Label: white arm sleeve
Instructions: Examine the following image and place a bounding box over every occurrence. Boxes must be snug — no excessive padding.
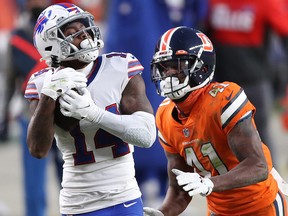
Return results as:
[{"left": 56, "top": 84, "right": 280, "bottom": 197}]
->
[{"left": 90, "top": 110, "right": 156, "bottom": 148}]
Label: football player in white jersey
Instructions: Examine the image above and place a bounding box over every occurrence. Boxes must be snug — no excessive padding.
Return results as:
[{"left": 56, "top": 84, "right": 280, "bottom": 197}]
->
[{"left": 24, "top": 3, "right": 156, "bottom": 216}]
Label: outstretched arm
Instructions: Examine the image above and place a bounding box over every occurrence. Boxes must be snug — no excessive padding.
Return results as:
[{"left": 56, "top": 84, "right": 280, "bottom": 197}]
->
[{"left": 60, "top": 74, "right": 157, "bottom": 148}]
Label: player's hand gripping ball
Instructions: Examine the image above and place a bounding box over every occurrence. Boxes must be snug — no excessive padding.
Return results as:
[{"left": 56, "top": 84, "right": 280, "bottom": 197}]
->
[
  {"left": 46, "top": 67, "right": 86, "bottom": 131},
  {"left": 54, "top": 88, "right": 81, "bottom": 131},
  {"left": 54, "top": 98, "right": 80, "bottom": 131}
]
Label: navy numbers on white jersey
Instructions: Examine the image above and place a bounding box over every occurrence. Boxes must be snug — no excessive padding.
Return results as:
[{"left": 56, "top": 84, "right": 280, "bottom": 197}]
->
[{"left": 70, "top": 104, "right": 130, "bottom": 166}]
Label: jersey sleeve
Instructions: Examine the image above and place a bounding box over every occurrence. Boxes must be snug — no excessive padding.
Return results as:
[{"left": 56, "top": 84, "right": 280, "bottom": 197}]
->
[
  {"left": 157, "top": 130, "right": 178, "bottom": 154},
  {"left": 24, "top": 68, "right": 50, "bottom": 101},
  {"left": 104, "top": 52, "right": 144, "bottom": 78},
  {"left": 126, "top": 53, "right": 144, "bottom": 78},
  {"left": 216, "top": 82, "right": 256, "bottom": 134},
  {"left": 103, "top": 52, "right": 144, "bottom": 93},
  {"left": 156, "top": 98, "right": 179, "bottom": 154}
]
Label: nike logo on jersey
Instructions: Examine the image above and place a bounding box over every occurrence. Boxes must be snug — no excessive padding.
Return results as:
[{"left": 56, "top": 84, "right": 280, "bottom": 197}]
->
[
  {"left": 123, "top": 201, "right": 137, "bottom": 208},
  {"left": 225, "top": 91, "right": 233, "bottom": 100}
]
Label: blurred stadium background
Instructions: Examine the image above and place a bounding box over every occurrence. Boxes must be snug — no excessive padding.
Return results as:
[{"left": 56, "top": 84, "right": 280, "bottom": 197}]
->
[{"left": 1, "top": 0, "right": 288, "bottom": 215}]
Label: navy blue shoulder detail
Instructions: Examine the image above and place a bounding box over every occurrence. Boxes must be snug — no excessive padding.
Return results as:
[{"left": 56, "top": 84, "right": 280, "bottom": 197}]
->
[{"left": 87, "top": 56, "right": 102, "bottom": 85}]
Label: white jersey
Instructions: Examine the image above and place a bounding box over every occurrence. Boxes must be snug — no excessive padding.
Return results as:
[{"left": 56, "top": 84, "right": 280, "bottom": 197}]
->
[{"left": 24, "top": 52, "right": 144, "bottom": 214}]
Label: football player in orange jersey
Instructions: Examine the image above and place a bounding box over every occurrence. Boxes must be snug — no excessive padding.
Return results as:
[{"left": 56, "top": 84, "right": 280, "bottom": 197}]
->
[{"left": 143, "top": 26, "right": 287, "bottom": 216}]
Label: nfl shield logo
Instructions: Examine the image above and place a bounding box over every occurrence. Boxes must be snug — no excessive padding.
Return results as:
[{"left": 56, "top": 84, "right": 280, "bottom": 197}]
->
[{"left": 183, "top": 128, "right": 190, "bottom": 137}]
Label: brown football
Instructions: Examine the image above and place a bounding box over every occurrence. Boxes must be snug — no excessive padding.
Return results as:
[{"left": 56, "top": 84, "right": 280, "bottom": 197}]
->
[{"left": 54, "top": 97, "right": 80, "bottom": 131}]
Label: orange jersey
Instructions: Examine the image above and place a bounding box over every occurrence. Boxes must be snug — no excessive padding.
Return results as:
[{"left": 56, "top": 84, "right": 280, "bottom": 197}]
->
[{"left": 156, "top": 81, "right": 278, "bottom": 215}]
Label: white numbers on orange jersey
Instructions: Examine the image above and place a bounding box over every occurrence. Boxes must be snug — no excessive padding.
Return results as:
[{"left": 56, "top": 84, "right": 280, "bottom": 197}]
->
[
  {"left": 185, "top": 147, "right": 210, "bottom": 177},
  {"left": 209, "top": 83, "right": 230, "bottom": 97},
  {"left": 184, "top": 142, "right": 228, "bottom": 177},
  {"left": 196, "top": 33, "right": 214, "bottom": 52}
]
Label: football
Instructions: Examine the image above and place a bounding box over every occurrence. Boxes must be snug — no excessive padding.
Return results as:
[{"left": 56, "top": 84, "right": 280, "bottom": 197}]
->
[{"left": 54, "top": 97, "right": 80, "bottom": 131}]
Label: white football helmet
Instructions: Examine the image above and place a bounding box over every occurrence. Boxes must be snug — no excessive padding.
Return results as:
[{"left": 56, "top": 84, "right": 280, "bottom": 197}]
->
[{"left": 33, "top": 3, "right": 104, "bottom": 66}]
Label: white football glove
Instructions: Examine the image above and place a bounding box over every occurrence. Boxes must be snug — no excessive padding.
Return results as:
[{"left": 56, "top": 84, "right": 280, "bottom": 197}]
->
[
  {"left": 59, "top": 88, "right": 105, "bottom": 121},
  {"left": 172, "top": 169, "right": 214, "bottom": 197},
  {"left": 41, "top": 67, "right": 87, "bottom": 100},
  {"left": 143, "top": 207, "right": 164, "bottom": 216}
]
